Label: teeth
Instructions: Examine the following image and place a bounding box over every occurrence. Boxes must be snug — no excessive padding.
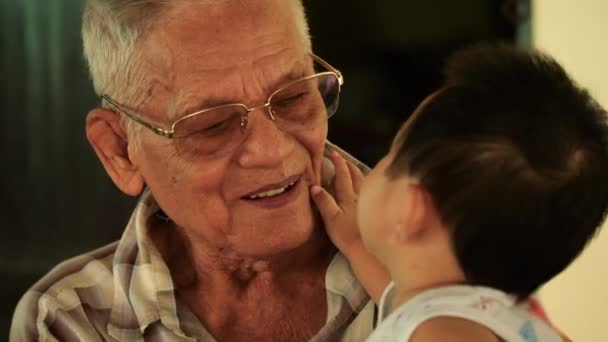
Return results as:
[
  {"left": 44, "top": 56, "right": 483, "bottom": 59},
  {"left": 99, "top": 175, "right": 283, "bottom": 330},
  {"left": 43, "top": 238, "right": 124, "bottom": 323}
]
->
[{"left": 248, "top": 181, "right": 296, "bottom": 199}]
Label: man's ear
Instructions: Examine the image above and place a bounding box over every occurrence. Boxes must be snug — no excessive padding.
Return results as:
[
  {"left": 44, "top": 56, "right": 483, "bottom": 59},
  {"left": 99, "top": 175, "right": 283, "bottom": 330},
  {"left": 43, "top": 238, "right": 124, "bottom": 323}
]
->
[
  {"left": 393, "top": 183, "right": 435, "bottom": 242},
  {"left": 86, "top": 108, "right": 145, "bottom": 196}
]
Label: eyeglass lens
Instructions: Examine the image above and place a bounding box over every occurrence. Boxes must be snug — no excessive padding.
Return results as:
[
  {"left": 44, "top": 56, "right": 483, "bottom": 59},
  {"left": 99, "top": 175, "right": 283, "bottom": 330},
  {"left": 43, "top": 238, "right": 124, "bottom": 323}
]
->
[{"left": 172, "top": 73, "right": 340, "bottom": 156}]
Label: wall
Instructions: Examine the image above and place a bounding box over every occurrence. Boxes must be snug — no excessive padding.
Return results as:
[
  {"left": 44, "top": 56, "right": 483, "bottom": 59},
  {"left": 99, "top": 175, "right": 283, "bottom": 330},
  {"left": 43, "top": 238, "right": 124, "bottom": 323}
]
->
[
  {"left": 0, "top": 0, "right": 135, "bottom": 336},
  {"left": 533, "top": 1, "right": 608, "bottom": 341}
]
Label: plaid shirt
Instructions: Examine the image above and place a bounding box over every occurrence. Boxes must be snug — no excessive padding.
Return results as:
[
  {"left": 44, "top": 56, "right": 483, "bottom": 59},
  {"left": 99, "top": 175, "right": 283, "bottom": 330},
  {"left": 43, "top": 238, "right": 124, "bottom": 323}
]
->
[{"left": 10, "top": 187, "right": 375, "bottom": 341}]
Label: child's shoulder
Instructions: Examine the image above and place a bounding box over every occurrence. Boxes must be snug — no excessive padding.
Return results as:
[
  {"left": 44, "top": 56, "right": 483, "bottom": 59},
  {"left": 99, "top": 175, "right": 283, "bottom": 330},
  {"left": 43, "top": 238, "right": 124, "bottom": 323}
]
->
[{"left": 410, "top": 316, "right": 501, "bottom": 342}]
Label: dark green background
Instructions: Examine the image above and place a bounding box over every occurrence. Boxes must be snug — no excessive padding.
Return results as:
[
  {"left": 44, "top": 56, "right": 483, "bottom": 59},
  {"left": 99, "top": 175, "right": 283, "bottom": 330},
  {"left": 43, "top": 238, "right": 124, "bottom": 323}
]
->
[{"left": 0, "top": 0, "right": 529, "bottom": 336}]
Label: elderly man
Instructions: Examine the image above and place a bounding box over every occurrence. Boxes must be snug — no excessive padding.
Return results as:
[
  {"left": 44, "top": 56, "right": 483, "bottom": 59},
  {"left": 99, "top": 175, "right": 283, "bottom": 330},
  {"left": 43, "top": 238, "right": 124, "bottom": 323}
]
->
[{"left": 10, "top": 0, "right": 374, "bottom": 341}]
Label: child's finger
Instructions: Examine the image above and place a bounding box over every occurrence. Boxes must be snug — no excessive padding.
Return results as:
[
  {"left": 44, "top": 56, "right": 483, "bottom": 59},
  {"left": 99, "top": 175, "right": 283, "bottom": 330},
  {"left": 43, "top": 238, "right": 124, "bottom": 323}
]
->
[
  {"left": 310, "top": 185, "right": 341, "bottom": 222},
  {"left": 346, "top": 161, "right": 365, "bottom": 194},
  {"left": 331, "top": 152, "right": 355, "bottom": 203}
]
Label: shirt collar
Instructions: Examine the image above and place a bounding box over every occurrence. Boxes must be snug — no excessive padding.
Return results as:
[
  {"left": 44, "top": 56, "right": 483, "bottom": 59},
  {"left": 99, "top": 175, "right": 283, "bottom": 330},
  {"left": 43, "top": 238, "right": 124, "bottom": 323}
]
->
[
  {"left": 325, "top": 252, "right": 370, "bottom": 313},
  {"left": 108, "top": 189, "right": 190, "bottom": 339}
]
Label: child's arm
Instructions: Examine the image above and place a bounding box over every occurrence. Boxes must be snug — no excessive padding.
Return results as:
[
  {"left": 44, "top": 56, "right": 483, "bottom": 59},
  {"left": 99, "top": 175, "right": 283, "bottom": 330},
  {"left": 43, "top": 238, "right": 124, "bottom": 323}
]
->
[
  {"left": 336, "top": 237, "right": 391, "bottom": 304},
  {"left": 311, "top": 151, "right": 391, "bottom": 304}
]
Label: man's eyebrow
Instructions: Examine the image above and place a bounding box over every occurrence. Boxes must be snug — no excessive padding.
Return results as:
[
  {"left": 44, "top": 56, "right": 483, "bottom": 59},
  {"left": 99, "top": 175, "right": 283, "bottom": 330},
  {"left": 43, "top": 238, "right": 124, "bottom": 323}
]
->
[{"left": 176, "top": 63, "right": 310, "bottom": 118}]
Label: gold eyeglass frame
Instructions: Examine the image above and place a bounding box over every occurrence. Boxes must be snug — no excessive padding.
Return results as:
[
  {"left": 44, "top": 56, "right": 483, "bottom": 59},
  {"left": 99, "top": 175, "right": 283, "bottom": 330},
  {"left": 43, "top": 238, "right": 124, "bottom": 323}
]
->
[{"left": 100, "top": 53, "right": 343, "bottom": 139}]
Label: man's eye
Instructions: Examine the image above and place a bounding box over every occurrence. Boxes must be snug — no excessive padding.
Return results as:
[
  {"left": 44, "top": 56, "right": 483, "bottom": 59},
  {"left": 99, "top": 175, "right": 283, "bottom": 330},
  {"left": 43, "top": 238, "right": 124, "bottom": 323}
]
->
[
  {"left": 274, "top": 92, "right": 308, "bottom": 107},
  {"left": 197, "top": 119, "right": 232, "bottom": 135}
]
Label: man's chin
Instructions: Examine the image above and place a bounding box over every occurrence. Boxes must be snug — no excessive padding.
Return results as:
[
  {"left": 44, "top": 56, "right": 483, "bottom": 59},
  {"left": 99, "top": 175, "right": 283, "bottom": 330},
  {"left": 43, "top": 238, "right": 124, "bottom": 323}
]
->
[{"left": 229, "top": 217, "right": 322, "bottom": 257}]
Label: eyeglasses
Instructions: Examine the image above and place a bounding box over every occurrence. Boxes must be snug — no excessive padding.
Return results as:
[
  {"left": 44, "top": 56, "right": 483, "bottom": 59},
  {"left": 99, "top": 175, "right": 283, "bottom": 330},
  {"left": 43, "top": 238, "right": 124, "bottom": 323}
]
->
[{"left": 101, "top": 54, "right": 343, "bottom": 155}]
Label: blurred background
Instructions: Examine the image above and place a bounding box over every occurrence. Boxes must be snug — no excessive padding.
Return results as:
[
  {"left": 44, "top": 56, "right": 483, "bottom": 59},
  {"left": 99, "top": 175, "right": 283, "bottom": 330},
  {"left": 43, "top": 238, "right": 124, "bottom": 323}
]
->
[{"left": 1, "top": 0, "right": 606, "bottom": 340}]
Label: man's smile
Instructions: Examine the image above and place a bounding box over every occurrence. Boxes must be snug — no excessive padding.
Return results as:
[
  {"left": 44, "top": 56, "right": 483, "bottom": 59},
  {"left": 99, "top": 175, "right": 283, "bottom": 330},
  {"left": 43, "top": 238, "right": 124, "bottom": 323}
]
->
[{"left": 241, "top": 175, "right": 302, "bottom": 208}]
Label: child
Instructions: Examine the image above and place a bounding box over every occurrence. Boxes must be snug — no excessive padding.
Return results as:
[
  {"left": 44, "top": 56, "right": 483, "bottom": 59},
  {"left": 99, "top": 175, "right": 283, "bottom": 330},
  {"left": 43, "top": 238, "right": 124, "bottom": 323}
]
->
[{"left": 311, "top": 45, "right": 608, "bottom": 341}]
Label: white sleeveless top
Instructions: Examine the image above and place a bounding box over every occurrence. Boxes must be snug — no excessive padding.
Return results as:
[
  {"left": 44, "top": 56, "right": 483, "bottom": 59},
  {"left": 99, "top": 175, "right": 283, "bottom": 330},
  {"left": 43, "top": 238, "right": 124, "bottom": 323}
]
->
[{"left": 367, "top": 282, "right": 562, "bottom": 342}]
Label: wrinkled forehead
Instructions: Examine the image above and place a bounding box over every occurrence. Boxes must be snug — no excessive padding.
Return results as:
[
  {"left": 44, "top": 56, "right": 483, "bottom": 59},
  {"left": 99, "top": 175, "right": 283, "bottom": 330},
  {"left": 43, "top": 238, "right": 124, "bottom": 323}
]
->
[
  {"left": 159, "top": 0, "right": 305, "bottom": 56},
  {"left": 135, "top": 0, "right": 311, "bottom": 118}
]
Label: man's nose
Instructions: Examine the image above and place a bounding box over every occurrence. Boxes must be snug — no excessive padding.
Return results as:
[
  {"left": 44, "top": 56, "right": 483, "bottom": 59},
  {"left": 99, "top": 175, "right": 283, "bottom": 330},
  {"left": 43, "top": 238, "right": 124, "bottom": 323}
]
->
[{"left": 235, "top": 106, "right": 294, "bottom": 168}]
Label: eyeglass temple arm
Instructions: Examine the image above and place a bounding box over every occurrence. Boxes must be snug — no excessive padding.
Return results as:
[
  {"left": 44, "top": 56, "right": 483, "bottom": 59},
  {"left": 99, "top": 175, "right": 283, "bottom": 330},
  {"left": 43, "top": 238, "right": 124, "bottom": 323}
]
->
[
  {"left": 310, "top": 53, "right": 344, "bottom": 86},
  {"left": 100, "top": 95, "right": 174, "bottom": 138}
]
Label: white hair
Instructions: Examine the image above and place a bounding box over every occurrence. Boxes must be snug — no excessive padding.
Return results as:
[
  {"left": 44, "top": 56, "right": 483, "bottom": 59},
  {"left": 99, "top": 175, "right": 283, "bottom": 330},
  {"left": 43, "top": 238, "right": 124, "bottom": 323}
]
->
[{"left": 82, "top": 0, "right": 312, "bottom": 142}]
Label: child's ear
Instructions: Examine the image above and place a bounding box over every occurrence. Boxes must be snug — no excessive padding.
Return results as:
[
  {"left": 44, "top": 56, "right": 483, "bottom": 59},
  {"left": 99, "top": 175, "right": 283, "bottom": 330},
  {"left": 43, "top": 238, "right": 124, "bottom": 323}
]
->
[
  {"left": 85, "top": 108, "right": 145, "bottom": 196},
  {"left": 393, "top": 183, "right": 434, "bottom": 242}
]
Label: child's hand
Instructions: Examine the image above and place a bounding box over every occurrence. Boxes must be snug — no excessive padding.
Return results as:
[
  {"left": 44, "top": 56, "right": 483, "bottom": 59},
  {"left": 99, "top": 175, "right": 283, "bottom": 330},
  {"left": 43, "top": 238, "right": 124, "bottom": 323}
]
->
[
  {"left": 312, "top": 152, "right": 391, "bottom": 303},
  {"left": 311, "top": 151, "right": 365, "bottom": 257}
]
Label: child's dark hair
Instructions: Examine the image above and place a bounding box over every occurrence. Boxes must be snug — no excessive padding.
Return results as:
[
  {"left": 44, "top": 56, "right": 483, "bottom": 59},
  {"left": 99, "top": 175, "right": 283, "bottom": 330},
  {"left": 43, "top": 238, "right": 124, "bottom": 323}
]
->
[{"left": 387, "top": 44, "right": 608, "bottom": 299}]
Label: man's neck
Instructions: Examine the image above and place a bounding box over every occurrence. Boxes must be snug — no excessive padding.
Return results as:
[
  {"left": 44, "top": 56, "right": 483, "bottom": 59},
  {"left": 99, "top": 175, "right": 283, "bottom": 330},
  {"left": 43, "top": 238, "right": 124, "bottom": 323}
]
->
[
  {"left": 151, "top": 221, "right": 334, "bottom": 341},
  {"left": 149, "top": 216, "right": 335, "bottom": 290}
]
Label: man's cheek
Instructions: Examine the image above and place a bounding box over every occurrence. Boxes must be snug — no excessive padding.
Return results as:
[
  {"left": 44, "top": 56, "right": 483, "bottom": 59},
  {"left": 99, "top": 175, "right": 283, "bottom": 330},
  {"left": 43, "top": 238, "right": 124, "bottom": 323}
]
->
[{"left": 306, "top": 126, "right": 328, "bottom": 175}]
